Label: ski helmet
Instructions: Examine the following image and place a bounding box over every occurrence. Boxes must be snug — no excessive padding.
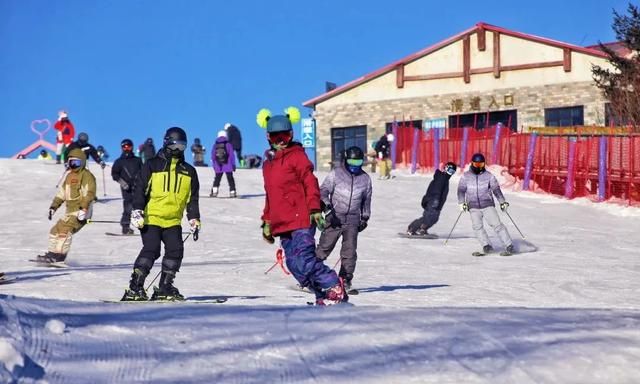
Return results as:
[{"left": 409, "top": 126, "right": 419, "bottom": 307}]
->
[
  {"left": 344, "top": 146, "right": 365, "bottom": 174},
  {"left": 470, "top": 153, "right": 486, "bottom": 174},
  {"left": 444, "top": 162, "right": 457, "bottom": 176},
  {"left": 163, "top": 127, "right": 187, "bottom": 157},
  {"left": 77, "top": 132, "right": 89, "bottom": 144},
  {"left": 121, "top": 138, "right": 133, "bottom": 152}
]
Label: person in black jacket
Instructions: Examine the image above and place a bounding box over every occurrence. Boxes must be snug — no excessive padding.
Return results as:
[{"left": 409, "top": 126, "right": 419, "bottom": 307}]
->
[
  {"left": 139, "top": 138, "right": 156, "bottom": 164},
  {"left": 64, "top": 132, "right": 105, "bottom": 168},
  {"left": 374, "top": 133, "right": 393, "bottom": 179},
  {"left": 111, "top": 139, "right": 143, "bottom": 234},
  {"left": 406, "top": 162, "right": 457, "bottom": 236},
  {"left": 224, "top": 123, "right": 243, "bottom": 167}
]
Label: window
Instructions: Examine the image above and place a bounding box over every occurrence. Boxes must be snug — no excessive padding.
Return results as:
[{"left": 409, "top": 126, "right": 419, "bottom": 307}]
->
[
  {"left": 544, "top": 106, "right": 583, "bottom": 127},
  {"left": 448, "top": 110, "right": 517, "bottom": 131},
  {"left": 331, "top": 126, "right": 367, "bottom": 163}
]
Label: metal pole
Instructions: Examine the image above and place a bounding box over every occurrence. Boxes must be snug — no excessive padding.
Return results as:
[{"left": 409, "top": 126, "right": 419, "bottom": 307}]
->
[
  {"left": 504, "top": 210, "right": 526, "bottom": 239},
  {"left": 443, "top": 210, "right": 464, "bottom": 245},
  {"left": 102, "top": 168, "right": 107, "bottom": 197},
  {"left": 145, "top": 233, "right": 193, "bottom": 291}
]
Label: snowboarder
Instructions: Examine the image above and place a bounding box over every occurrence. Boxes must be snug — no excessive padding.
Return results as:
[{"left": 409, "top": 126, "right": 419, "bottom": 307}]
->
[
  {"left": 209, "top": 131, "right": 237, "bottom": 197},
  {"left": 36, "top": 148, "right": 96, "bottom": 263},
  {"left": 457, "top": 153, "right": 514, "bottom": 256},
  {"left": 316, "top": 146, "right": 372, "bottom": 293},
  {"left": 257, "top": 107, "right": 347, "bottom": 305},
  {"left": 406, "top": 162, "right": 457, "bottom": 236},
  {"left": 111, "top": 139, "right": 142, "bottom": 234},
  {"left": 121, "top": 127, "right": 201, "bottom": 301},
  {"left": 64, "top": 132, "right": 106, "bottom": 169},
  {"left": 190, "top": 138, "right": 207, "bottom": 167},
  {"left": 139, "top": 138, "right": 156, "bottom": 164},
  {"left": 374, "top": 133, "right": 393, "bottom": 179},
  {"left": 224, "top": 123, "right": 243, "bottom": 167},
  {"left": 54, "top": 110, "right": 75, "bottom": 164}
]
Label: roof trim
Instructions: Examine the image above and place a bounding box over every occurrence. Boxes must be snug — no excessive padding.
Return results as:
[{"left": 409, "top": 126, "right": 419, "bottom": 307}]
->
[{"left": 303, "top": 22, "right": 609, "bottom": 107}]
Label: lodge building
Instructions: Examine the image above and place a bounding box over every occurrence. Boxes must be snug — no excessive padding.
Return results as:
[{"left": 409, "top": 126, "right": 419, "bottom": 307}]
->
[{"left": 302, "top": 22, "right": 617, "bottom": 170}]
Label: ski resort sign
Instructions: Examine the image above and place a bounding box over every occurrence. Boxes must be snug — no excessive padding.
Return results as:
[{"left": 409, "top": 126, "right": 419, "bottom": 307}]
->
[{"left": 301, "top": 118, "right": 315, "bottom": 148}]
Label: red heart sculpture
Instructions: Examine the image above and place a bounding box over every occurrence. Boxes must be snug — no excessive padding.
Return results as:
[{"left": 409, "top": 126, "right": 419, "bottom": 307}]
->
[{"left": 31, "top": 119, "right": 51, "bottom": 138}]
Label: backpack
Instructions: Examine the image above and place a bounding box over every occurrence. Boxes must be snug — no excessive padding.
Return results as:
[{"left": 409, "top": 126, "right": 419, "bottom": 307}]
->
[{"left": 214, "top": 142, "right": 229, "bottom": 164}]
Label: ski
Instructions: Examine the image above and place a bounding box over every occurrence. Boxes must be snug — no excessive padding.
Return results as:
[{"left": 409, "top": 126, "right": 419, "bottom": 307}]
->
[
  {"left": 29, "top": 259, "right": 68, "bottom": 268},
  {"left": 0, "top": 274, "right": 16, "bottom": 285},
  {"left": 103, "top": 297, "right": 228, "bottom": 304},
  {"left": 471, "top": 251, "right": 486, "bottom": 257},
  {"left": 307, "top": 301, "right": 354, "bottom": 306},
  {"left": 105, "top": 232, "right": 139, "bottom": 237},
  {"left": 500, "top": 251, "right": 515, "bottom": 256},
  {"left": 347, "top": 289, "right": 359, "bottom": 295},
  {"left": 397, "top": 232, "right": 439, "bottom": 239}
]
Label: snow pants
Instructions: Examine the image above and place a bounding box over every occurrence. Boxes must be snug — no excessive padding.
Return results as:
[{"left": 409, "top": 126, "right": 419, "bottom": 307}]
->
[
  {"left": 213, "top": 172, "right": 236, "bottom": 191},
  {"left": 48, "top": 214, "right": 86, "bottom": 255},
  {"left": 378, "top": 158, "right": 391, "bottom": 178},
  {"left": 134, "top": 225, "right": 184, "bottom": 275},
  {"left": 469, "top": 207, "right": 512, "bottom": 248},
  {"left": 120, "top": 189, "right": 133, "bottom": 229},
  {"left": 315, "top": 224, "right": 359, "bottom": 283},
  {"left": 281, "top": 226, "right": 339, "bottom": 299},
  {"left": 408, "top": 206, "right": 441, "bottom": 233}
]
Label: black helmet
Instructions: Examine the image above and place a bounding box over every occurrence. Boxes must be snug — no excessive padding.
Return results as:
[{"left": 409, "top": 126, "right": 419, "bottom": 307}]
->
[
  {"left": 470, "top": 153, "right": 486, "bottom": 174},
  {"left": 97, "top": 145, "right": 104, "bottom": 151},
  {"left": 194, "top": 138, "right": 201, "bottom": 144},
  {"left": 121, "top": 138, "right": 133, "bottom": 147},
  {"left": 40, "top": 149, "right": 47, "bottom": 156},
  {"left": 163, "top": 127, "right": 187, "bottom": 157},
  {"left": 344, "top": 146, "right": 364, "bottom": 161},
  {"left": 444, "top": 161, "right": 457, "bottom": 176},
  {"left": 78, "top": 132, "right": 89, "bottom": 143},
  {"left": 344, "top": 146, "right": 365, "bottom": 174},
  {"left": 471, "top": 153, "right": 485, "bottom": 163}
]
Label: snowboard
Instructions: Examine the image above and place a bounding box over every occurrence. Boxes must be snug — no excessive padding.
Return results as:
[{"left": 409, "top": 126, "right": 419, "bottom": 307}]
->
[
  {"left": 103, "top": 297, "right": 228, "bottom": 304},
  {"left": 397, "top": 232, "right": 439, "bottom": 239},
  {"left": 29, "top": 259, "right": 68, "bottom": 268},
  {"left": 105, "top": 232, "right": 139, "bottom": 237}
]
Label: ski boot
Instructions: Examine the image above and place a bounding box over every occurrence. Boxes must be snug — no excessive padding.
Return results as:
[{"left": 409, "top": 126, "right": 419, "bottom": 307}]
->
[
  {"left": 36, "top": 252, "right": 66, "bottom": 263},
  {"left": 323, "top": 278, "right": 348, "bottom": 305},
  {"left": 209, "top": 187, "right": 218, "bottom": 198},
  {"left": 150, "top": 271, "right": 185, "bottom": 301},
  {"left": 501, "top": 244, "right": 515, "bottom": 256},
  {"left": 121, "top": 268, "right": 149, "bottom": 301},
  {"left": 229, "top": 190, "right": 237, "bottom": 198},
  {"left": 483, "top": 245, "right": 494, "bottom": 254}
]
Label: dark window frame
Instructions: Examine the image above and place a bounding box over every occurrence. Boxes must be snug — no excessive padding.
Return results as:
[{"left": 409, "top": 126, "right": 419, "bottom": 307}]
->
[
  {"left": 330, "top": 125, "right": 367, "bottom": 164},
  {"left": 544, "top": 106, "right": 584, "bottom": 127}
]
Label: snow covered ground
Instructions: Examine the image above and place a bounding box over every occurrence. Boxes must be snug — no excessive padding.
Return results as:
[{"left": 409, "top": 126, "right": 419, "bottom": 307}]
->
[{"left": 1, "top": 159, "right": 639, "bottom": 383}]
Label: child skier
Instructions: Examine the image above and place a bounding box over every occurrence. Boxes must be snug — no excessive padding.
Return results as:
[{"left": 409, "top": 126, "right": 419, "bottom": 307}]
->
[
  {"left": 457, "top": 153, "right": 515, "bottom": 256},
  {"left": 36, "top": 148, "right": 96, "bottom": 264},
  {"left": 121, "top": 127, "right": 201, "bottom": 301},
  {"left": 210, "top": 130, "right": 237, "bottom": 198},
  {"left": 111, "top": 139, "right": 142, "bottom": 235},
  {"left": 257, "top": 107, "right": 347, "bottom": 305},
  {"left": 406, "top": 162, "right": 457, "bottom": 237},
  {"left": 315, "top": 146, "right": 372, "bottom": 293}
]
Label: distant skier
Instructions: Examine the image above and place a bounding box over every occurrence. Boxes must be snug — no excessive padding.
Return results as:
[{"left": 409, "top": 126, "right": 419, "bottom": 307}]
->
[
  {"left": 457, "top": 153, "right": 514, "bottom": 256},
  {"left": 37, "top": 149, "right": 52, "bottom": 160},
  {"left": 36, "top": 148, "right": 96, "bottom": 263},
  {"left": 316, "top": 146, "right": 372, "bottom": 293},
  {"left": 111, "top": 139, "right": 142, "bottom": 235},
  {"left": 224, "top": 123, "right": 243, "bottom": 167},
  {"left": 374, "top": 133, "right": 393, "bottom": 179},
  {"left": 257, "top": 107, "right": 346, "bottom": 305},
  {"left": 54, "top": 110, "right": 75, "bottom": 164},
  {"left": 121, "top": 127, "right": 201, "bottom": 301},
  {"left": 64, "top": 132, "right": 106, "bottom": 169},
  {"left": 96, "top": 145, "right": 109, "bottom": 161},
  {"left": 190, "top": 138, "right": 207, "bottom": 167},
  {"left": 406, "top": 162, "right": 457, "bottom": 237},
  {"left": 243, "top": 154, "right": 262, "bottom": 168},
  {"left": 210, "top": 130, "right": 237, "bottom": 198},
  {"left": 139, "top": 138, "right": 156, "bottom": 164}
]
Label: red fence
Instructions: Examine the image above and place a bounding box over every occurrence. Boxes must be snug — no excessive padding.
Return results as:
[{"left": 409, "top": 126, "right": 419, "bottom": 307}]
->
[{"left": 393, "top": 124, "right": 640, "bottom": 206}]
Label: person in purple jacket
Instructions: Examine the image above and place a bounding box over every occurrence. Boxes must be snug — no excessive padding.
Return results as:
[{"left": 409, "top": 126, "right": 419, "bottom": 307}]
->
[
  {"left": 210, "top": 130, "right": 237, "bottom": 198},
  {"left": 457, "top": 153, "right": 514, "bottom": 256}
]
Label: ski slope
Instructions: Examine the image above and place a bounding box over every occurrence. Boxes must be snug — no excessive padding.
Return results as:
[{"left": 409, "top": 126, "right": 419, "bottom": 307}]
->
[{"left": 1, "top": 159, "right": 639, "bottom": 383}]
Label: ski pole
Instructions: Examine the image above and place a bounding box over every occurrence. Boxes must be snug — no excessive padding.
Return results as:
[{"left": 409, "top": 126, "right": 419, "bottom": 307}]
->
[
  {"left": 332, "top": 257, "right": 341, "bottom": 270},
  {"left": 87, "top": 219, "right": 121, "bottom": 224},
  {"left": 443, "top": 210, "right": 464, "bottom": 245},
  {"left": 145, "top": 233, "right": 193, "bottom": 291},
  {"left": 55, "top": 169, "right": 69, "bottom": 188},
  {"left": 102, "top": 168, "right": 107, "bottom": 197},
  {"left": 504, "top": 210, "right": 526, "bottom": 239}
]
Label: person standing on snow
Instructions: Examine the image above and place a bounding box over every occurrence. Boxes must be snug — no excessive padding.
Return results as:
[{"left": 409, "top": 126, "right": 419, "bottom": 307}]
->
[
  {"left": 190, "top": 138, "right": 207, "bottom": 167},
  {"left": 121, "top": 127, "right": 201, "bottom": 301},
  {"left": 315, "top": 146, "right": 372, "bottom": 293},
  {"left": 374, "top": 133, "right": 393, "bottom": 179},
  {"left": 111, "top": 139, "right": 142, "bottom": 235},
  {"left": 224, "top": 123, "right": 243, "bottom": 167},
  {"left": 457, "top": 153, "right": 514, "bottom": 256},
  {"left": 64, "top": 132, "right": 106, "bottom": 169},
  {"left": 36, "top": 148, "right": 96, "bottom": 264},
  {"left": 54, "top": 110, "right": 75, "bottom": 164},
  {"left": 210, "top": 130, "right": 237, "bottom": 198},
  {"left": 139, "top": 138, "right": 156, "bottom": 164},
  {"left": 406, "top": 162, "right": 457, "bottom": 237},
  {"left": 257, "top": 107, "right": 347, "bottom": 305}
]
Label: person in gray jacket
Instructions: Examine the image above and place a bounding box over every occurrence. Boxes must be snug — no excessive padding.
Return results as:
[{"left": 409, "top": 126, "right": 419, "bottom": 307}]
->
[
  {"left": 316, "top": 146, "right": 373, "bottom": 291},
  {"left": 457, "top": 153, "right": 514, "bottom": 255}
]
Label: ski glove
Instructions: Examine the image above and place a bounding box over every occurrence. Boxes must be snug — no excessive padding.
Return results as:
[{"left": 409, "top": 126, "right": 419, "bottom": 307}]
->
[
  {"left": 131, "top": 210, "right": 145, "bottom": 229},
  {"left": 500, "top": 202, "right": 509, "bottom": 212},
  {"left": 261, "top": 221, "right": 274, "bottom": 244},
  {"left": 77, "top": 209, "right": 87, "bottom": 222},
  {"left": 189, "top": 219, "right": 201, "bottom": 241},
  {"left": 358, "top": 217, "right": 369, "bottom": 232},
  {"left": 310, "top": 212, "right": 325, "bottom": 231},
  {"left": 324, "top": 210, "right": 342, "bottom": 228},
  {"left": 117, "top": 179, "right": 130, "bottom": 191},
  {"left": 460, "top": 203, "right": 469, "bottom": 212},
  {"left": 48, "top": 207, "right": 56, "bottom": 221}
]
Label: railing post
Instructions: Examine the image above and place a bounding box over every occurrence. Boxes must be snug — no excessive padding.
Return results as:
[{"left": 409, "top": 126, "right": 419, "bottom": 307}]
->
[
  {"left": 598, "top": 135, "right": 607, "bottom": 201},
  {"left": 433, "top": 127, "right": 441, "bottom": 171},
  {"left": 523, "top": 132, "right": 537, "bottom": 191},
  {"left": 410, "top": 125, "right": 420, "bottom": 174},
  {"left": 491, "top": 122, "right": 502, "bottom": 164},
  {"left": 391, "top": 120, "right": 398, "bottom": 170},
  {"left": 565, "top": 137, "right": 577, "bottom": 198}
]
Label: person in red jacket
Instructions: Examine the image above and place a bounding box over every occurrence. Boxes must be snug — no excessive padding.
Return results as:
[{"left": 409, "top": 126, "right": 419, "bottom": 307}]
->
[
  {"left": 258, "top": 107, "right": 347, "bottom": 305},
  {"left": 54, "top": 110, "right": 75, "bottom": 164}
]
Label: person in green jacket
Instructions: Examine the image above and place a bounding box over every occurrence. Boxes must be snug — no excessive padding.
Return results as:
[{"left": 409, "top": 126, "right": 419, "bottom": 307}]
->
[
  {"left": 121, "top": 127, "right": 201, "bottom": 302},
  {"left": 37, "top": 148, "right": 96, "bottom": 263}
]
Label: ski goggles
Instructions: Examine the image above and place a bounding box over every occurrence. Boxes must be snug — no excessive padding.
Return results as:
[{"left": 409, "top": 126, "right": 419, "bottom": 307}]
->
[
  {"left": 346, "top": 159, "right": 364, "bottom": 167},
  {"left": 471, "top": 161, "right": 485, "bottom": 168},
  {"left": 121, "top": 144, "right": 133, "bottom": 151},
  {"left": 68, "top": 158, "right": 83, "bottom": 169},
  {"left": 268, "top": 131, "right": 293, "bottom": 145},
  {"left": 445, "top": 165, "right": 456, "bottom": 175},
  {"left": 165, "top": 140, "right": 187, "bottom": 152}
]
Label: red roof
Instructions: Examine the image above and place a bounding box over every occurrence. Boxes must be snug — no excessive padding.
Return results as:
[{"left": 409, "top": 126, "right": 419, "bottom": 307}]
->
[
  {"left": 585, "top": 41, "right": 632, "bottom": 58},
  {"left": 303, "top": 22, "right": 609, "bottom": 107}
]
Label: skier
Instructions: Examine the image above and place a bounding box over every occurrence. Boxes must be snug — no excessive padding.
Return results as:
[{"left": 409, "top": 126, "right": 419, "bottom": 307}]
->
[
  {"left": 96, "top": 145, "right": 109, "bottom": 161},
  {"left": 36, "top": 148, "right": 96, "bottom": 263},
  {"left": 243, "top": 154, "right": 262, "bottom": 168},
  {"left": 64, "top": 132, "right": 106, "bottom": 169},
  {"left": 111, "top": 139, "right": 142, "bottom": 235},
  {"left": 54, "top": 110, "right": 75, "bottom": 164},
  {"left": 121, "top": 127, "right": 201, "bottom": 301},
  {"left": 257, "top": 107, "right": 346, "bottom": 305},
  {"left": 316, "top": 146, "right": 372, "bottom": 293},
  {"left": 37, "top": 149, "right": 52, "bottom": 160},
  {"left": 224, "top": 123, "right": 243, "bottom": 167},
  {"left": 209, "top": 131, "right": 237, "bottom": 197},
  {"left": 457, "top": 153, "right": 515, "bottom": 256},
  {"left": 139, "top": 138, "right": 156, "bottom": 164},
  {"left": 406, "top": 162, "right": 457, "bottom": 236},
  {"left": 190, "top": 138, "right": 207, "bottom": 167},
  {"left": 374, "top": 133, "right": 392, "bottom": 179}
]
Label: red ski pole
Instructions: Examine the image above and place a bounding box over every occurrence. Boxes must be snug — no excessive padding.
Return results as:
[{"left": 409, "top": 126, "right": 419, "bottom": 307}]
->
[{"left": 264, "top": 248, "right": 290, "bottom": 275}]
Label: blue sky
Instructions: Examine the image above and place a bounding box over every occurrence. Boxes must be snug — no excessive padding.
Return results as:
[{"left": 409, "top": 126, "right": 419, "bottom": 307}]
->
[{"left": 0, "top": 0, "right": 628, "bottom": 160}]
